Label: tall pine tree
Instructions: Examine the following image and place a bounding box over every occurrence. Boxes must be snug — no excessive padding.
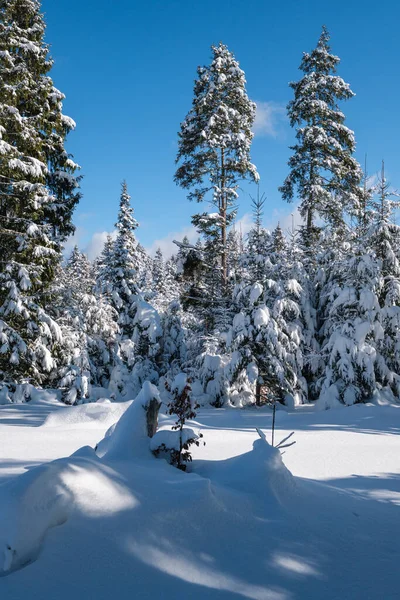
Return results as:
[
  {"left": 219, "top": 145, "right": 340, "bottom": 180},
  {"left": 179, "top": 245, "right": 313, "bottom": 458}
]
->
[
  {"left": 280, "top": 26, "right": 362, "bottom": 249},
  {"left": 175, "top": 42, "right": 258, "bottom": 291},
  {"left": 0, "top": 0, "right": 80, "bottom": 386}
]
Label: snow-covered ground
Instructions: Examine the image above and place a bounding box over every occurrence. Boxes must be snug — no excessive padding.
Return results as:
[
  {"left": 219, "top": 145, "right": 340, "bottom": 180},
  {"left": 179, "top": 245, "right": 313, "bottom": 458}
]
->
[{"left": 0, "top": 397, "right": 399, "bottom": 599}]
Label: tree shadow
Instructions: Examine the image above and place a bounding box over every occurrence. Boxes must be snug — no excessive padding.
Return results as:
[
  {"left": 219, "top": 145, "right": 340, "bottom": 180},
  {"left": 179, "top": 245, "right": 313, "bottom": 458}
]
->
[{"left": 0, "top": 404, "right": 62, "bottom": 428}]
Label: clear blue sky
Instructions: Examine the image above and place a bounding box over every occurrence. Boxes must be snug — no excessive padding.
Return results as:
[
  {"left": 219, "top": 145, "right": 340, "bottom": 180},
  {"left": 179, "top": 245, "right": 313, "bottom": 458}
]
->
[{"left": 42, "top": 0, "right": 400, "bottom": 257}]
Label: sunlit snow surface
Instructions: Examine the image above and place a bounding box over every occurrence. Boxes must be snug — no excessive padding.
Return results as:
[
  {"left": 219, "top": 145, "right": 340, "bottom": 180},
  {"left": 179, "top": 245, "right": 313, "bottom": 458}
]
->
[{"left": 0, "top": 396, "right": 399, "bottom": 599}]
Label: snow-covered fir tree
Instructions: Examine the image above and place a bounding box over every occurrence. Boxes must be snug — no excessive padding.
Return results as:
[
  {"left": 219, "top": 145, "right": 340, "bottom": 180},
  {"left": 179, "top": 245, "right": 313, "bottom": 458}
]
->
[
  {"left": 136, "top": 242, "right": 153, "bottom": 297},
  {"left": 150, "top": 248, "right": 177, "bottom": 311},
  {"left": 106, "top": 181, "right": 140, "bottom": 339},
  {"left": 152, "top": 373, "right": 203, "bottom": 470},
  {"left": 369, "top": 164, "right": 400, "bottom": 396},
  {"left": 175, "top": 42, "right": 259, "bottom": 290},
  {"left": 0, "top": 0, "right": 80, "bottom": 387},
  {"left": 240, "top": 190, "right": 273, "bottom": 284},
  {"left": 279, "top": 26, "right": 362, "bottom": 250},
  {"left": 160, "top": 300, "right": 187, "bottom": 378},
  {"left": 95, "top": 234, "right": 115, "bottom": 296},
  {"left": 227, "top": 219, "right": 309, "bottom": 407},
  {"left": 316, "top": 232, "right": 382, "bottom": 408},
  {"left": 227, "top": 276, "right": 306, "bottom": 407},
  {"left": 56, "top": 247, "right": 118, "bottom": 403}
]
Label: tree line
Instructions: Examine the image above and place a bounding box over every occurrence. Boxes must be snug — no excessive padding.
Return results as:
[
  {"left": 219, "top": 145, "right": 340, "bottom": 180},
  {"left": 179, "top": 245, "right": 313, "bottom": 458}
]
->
[{"left": 1, "top": 1, "right": 399, "bottom": 410}]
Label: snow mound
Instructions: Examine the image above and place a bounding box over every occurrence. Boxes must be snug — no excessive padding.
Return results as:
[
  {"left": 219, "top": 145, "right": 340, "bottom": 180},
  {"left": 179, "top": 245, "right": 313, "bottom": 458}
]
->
[
  {"left": 150, "top": 427, "right": 200, "bottom": 452},
  {"left": 0, "top": 447, "right": 138, "bottom": 575},
  {"left": 102, "top": 381, "right": 161, "bottom": 460},
  {"left": 195, "top": 433, "right": 295, "bottom": 511},
  {"left": 43, "top": 400, "right": 130, "bottom": 429}
]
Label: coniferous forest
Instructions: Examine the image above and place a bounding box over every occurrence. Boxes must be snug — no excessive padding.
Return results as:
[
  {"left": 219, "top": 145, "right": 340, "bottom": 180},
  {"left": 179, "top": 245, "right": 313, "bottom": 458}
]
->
[
  {"left": 0, "top": 3, "right": 399, "bottom": 597},
  {"left": 1, "top": 3, "right": 399, "bottom": 412}
]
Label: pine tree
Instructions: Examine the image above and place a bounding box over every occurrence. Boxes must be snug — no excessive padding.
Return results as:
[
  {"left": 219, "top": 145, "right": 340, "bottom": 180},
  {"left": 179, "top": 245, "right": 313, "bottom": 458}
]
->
[
  {"left": 56, "top": 247, "right": 118, "bottom": 403},
  {"left": 0, "top": 0, "right": 80, "bottom": 386},
  {"left": 369, "top": 164, "right": 400, "bottom": 395},
  {"left": 95, "top": 234, "right": 115, "bottom": 296},
  {"left": 280, "top": 26, "right": 362, "bottom": 249},
  {"left": 317, "top": 237, "right": 381, "bottom": 408},
  {"left": 175, "top": 42, "right": 259, "bottom": 290},
  {"left": 160, "top": 300, "right": 187, "bottom": 377},
  {"left": 228, "top": 219, "right": 309, "bottom": 407},
  {"left": 228, "top": 278, "right": 305, "bottom": 407},
  {"left": 152, "top": 374, "right": 204, "bottom": 471},
  {"left": 107, "top": 181, "right": 139, "bottom": 339},
  {"left": 242, "top": 192, "right": 272, "bottom": 283}
]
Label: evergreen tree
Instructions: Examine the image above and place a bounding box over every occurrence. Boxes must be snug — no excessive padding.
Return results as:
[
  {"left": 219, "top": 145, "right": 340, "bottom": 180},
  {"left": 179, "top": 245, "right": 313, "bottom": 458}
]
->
[
  {"left": 136, "top": 242, "right": 153, "bottom": 296},
  {"left": 317, "top": 238, "right": 381, "bottom": 408},
  {"left": 280, "top": 26, "right": 362, "bottom": 249},
  {"left": 0, "top": 0, "right": 80, "bottom": 386},
  {"left": 160, "top": 300, "right": 187, "bottom": 377},
  {"left": 242, "top": 193, "right": 272, "bottom": 283},
  {"left": 95, "top": 234, "right": 115, "bottom": 296},
  {"left": 107, "top": 181, "right": 139, "bottom": 339},
  {"left": 152, "top": 374, "right": 203, "bottom": 471},
  {"left": 175, "top": 235, "right": 191, "bottom": 278},
  {"left": 228, "top": 278, "right": 305, "bottom": 407},
  {"left": 369, "top": 164, "right": 400, "bottom": 395},
  {"left": 226, "top": 227, "right": 242, "bottom": 286},
  {"left": 175, "top": 42, "right": 259, "bottom": 290},
  {"left": 152, "top": 248, "right": 165, "bottom": 292},
  {"left": 56, "top": 247, "right": 118, "bottom": 403}
]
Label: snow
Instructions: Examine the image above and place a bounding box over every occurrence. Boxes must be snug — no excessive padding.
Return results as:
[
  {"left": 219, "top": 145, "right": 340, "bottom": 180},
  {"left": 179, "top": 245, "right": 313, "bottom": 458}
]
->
[
  {"left": 101, "top": 381, "right": 161, "bottom": 460},
  {"left": 150, "top": 427, "right": 200, "bottom": 452},
  {"left": 43, "top": 400, "right": 130, "bottom": 429},
  {"left": 0, "top": 396, "right": 399, "bottom": 599}
]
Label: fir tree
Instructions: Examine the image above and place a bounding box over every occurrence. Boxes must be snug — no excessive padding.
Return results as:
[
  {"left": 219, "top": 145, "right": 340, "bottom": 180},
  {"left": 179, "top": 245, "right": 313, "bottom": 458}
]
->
[
  {"left": 153, "top": 374, "right": 203, "bottom": 471},
  {"left": 95, "top": 234, "right": 115, "bottom": 296},
  {"left": 107, "top": 181, "right": 139, "bottom": 339},
  {"left": 160, "top": 300, "right": 187, "bottom": 377},
  {"left": 228, "top": 278, "right": 305, "bottom": 407},
  {"left": 56, "top": 247, "right": 118, "bottom": 403},
  {"left": 242, "top": 193, "right": 272, "bottom": 283},
  {"left": 369, "top": 164, "right": 400, "bottom": 395},
  {"left": 317, "top": 239, "right": 381, "bottom": 408},
  {"left": 136, "top": 242, "right": 153, "bottom": 296},
  {"left": 280, "top": 26, "right": 362, "bottom": 249},
  {"left": 0, "top": 0, "right": 80, "bottom": 386},
  {"left": 175, "top": 42, "right": 258, "bottom": 290}
]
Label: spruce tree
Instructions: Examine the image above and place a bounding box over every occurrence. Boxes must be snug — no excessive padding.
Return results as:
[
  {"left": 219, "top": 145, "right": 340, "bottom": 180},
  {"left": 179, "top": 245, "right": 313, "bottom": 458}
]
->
[
  {"left": 280, "top": 26, "right": 362, "bottom": 248},
  {"left": 317, "top": 237, "right": 381, "bottom": 408},
  {"left": 160, "top": 300, "right": 187, "bottom": 377},
  {"left": 175, "top": 42, "right": 258, "bottom": 290},
  {"left": 0, "top": 0, "right": 80, "bottom": 386},
  {"left": 95, "top": 234, "right": 115, "bottom": 296},
  {"left": 56, "top": 247, "right": 118, "bottom": 402},
  {"left": 369, "top": 164, "right": 400, "bottom": 395},
  {"left": 107, "top": 181, "right": 139, "bottom": 339}
]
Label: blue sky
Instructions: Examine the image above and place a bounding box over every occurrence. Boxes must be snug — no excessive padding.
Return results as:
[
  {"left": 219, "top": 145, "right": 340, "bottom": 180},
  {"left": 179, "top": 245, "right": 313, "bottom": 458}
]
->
[{"left": 42, "top": 0, "right": 400, "bottom": 258}]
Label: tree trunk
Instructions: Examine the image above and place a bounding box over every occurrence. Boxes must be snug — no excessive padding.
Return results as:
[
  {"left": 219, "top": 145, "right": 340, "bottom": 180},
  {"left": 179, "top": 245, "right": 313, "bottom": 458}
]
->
[
  {"left": 220, "top": 148, "right": 227, "bottom": 292},
  {"left": 146, "top": 398, "right": 161, "bottom": 438}
]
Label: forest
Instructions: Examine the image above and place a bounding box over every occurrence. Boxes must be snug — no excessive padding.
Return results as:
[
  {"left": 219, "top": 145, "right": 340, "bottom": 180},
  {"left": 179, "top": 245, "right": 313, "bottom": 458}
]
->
[
  {"left": 0, "top": 2, "right": 399, "bottom": 597},
  {"left": 0, "top": 2, "right": 399, "bottom": 415}
]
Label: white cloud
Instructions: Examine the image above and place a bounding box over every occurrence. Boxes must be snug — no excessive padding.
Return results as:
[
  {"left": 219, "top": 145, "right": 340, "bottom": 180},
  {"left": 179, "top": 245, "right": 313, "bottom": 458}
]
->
[
  {"left": 232, "top": 213, "right": 253, "bottom": 237},
  {"left": 63, "top": 228, "right": 116, "bottom": 261},
  {"left": 232, "top": 206, "right": 303, "bottom": 240},
  {"left": 253, "top": 101, "right": 286, "bottom": 138},
  {"left": 146, "top": 225, "right": 198, "bottom": 258},
  {"left": 63, "top": 226, "right": 86, "bottom": 257},
  {"left": 64, "top": 204, "right": 304, "bottom": 264},
  {"left": 85, "top": 230, "right": 116, "bottom": 261},
  {"left": 266, "top": 205, "right": 303, "bottom": 234}
]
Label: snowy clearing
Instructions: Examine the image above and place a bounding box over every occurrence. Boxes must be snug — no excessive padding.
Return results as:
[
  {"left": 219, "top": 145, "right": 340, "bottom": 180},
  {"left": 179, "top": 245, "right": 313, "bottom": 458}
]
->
[{"left": 0, "top": 398, "right": 399, "bottom": 599}]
